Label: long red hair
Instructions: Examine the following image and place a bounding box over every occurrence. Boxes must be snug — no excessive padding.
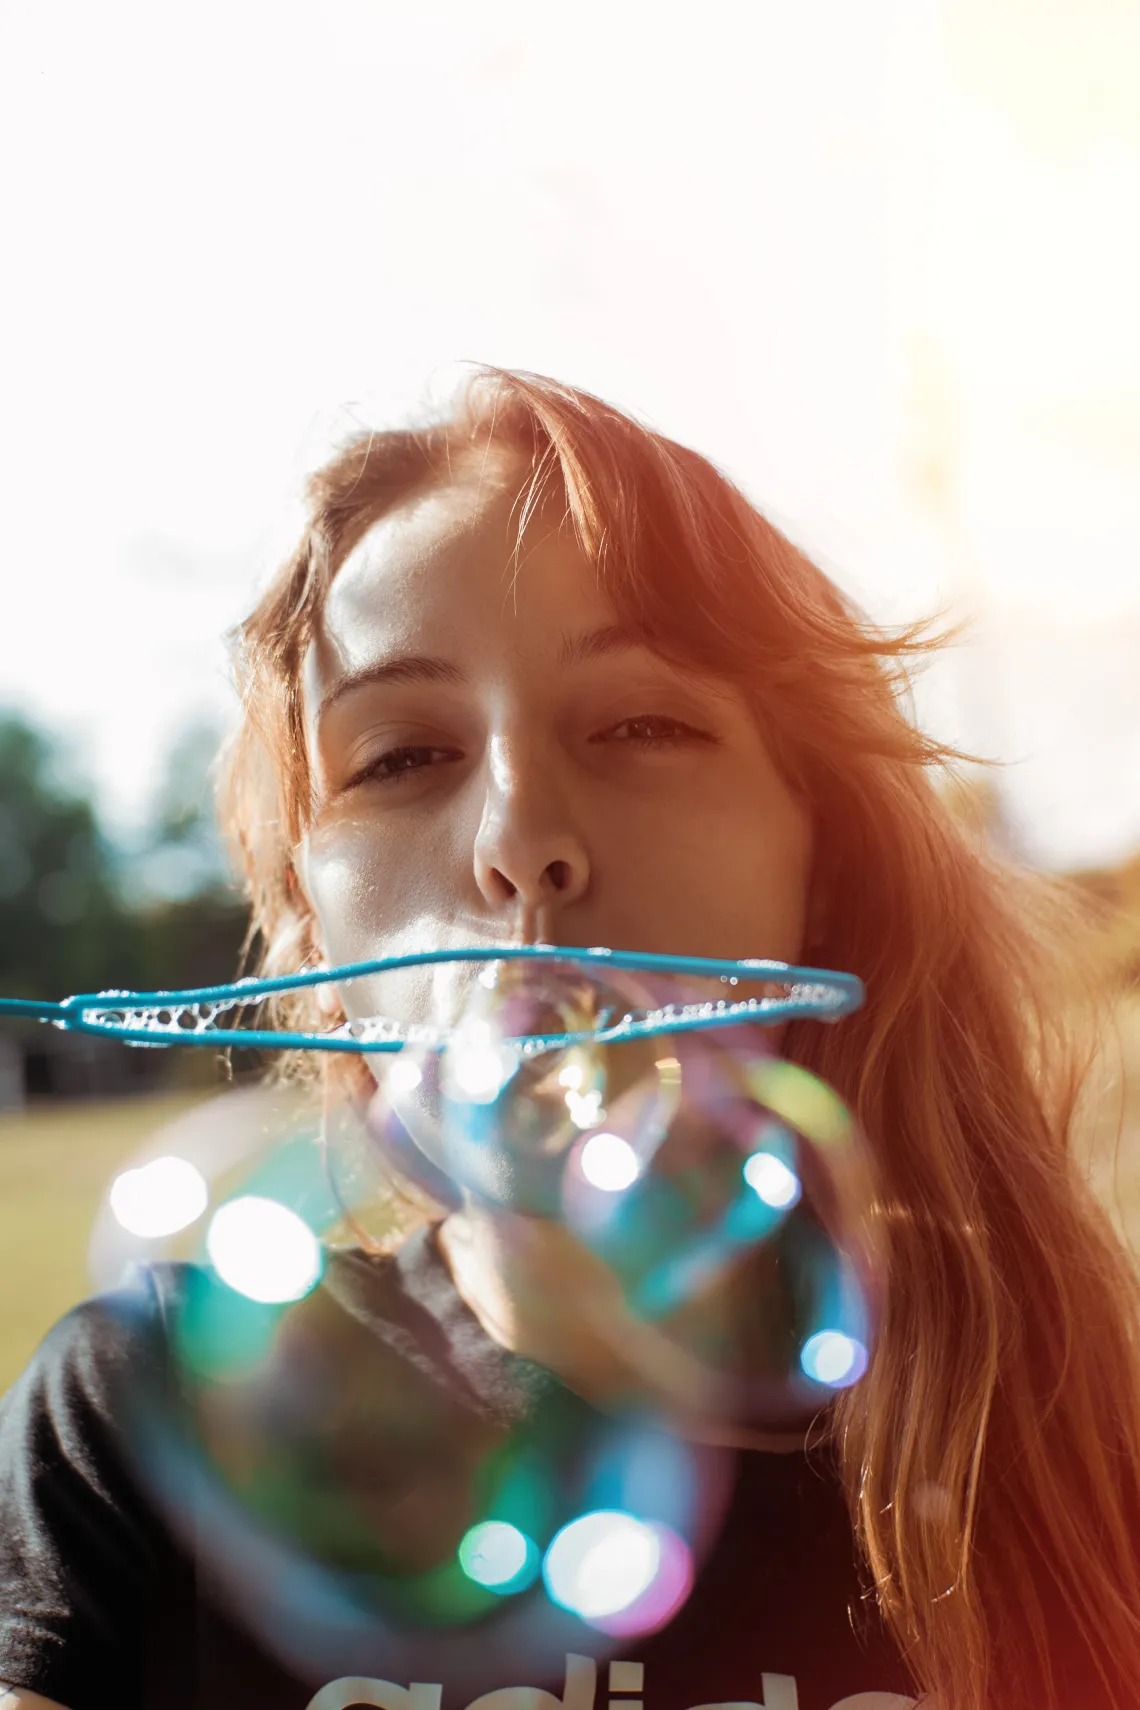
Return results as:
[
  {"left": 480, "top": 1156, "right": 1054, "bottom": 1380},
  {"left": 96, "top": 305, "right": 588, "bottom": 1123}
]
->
[{"left": 220, "top": 367, "right": 1140, "bottom": 1706}]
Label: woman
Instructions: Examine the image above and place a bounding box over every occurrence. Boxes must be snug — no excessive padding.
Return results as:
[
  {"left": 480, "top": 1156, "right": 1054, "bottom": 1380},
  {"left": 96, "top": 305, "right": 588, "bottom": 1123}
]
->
[{"left": 2, "top": 367, "right": 1139, "bottom": 1710}]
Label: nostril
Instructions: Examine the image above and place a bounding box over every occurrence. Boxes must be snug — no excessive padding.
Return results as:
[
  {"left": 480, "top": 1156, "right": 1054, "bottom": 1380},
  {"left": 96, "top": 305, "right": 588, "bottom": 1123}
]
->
[
  {"left": 490, "top": 867, "right": 518, "bottom": 901},
  {"left": 544, "top": 859, "right": 572, "bottom": 893}
]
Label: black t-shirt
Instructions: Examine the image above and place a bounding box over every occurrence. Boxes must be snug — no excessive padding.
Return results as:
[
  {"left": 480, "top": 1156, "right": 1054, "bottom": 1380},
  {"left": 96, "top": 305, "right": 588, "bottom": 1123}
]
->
[{"left": 0, "top": 1223, "right": 916, "bottom": 1710}]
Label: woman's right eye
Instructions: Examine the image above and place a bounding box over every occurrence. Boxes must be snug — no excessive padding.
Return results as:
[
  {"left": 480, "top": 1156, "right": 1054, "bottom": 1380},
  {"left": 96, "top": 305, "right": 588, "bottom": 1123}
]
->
[{"left": 347, "top": 745, "right": 463, "bottom": 789}]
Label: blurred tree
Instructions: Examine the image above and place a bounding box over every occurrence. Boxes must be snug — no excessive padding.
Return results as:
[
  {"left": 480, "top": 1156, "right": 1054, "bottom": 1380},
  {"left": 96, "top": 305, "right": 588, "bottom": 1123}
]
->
[
  {"left": 155, "top": 722, "right": 218, "bottom": 837},
  {"left": 0, "top": 712, "right": 249, "bottom": 1001},
  {"left": 0, "top": 714, "right": 134, "bottom": 1000},
  {"left": 130, "top": 720, "right": 236, "bottom": 906},
  {"left": 121, "top": 718, "right": 249, "bottom": 993},
  {"left": 0, "top": 713, "right": 251, "bottom": 1098}
]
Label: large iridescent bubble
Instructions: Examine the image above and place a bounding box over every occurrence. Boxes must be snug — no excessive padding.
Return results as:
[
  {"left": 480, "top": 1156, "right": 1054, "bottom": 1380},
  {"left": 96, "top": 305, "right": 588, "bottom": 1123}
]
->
[
  {"left": 85, "top": 953, "right": 881, "bottom": 1694},
  {"left": 358, "top": 956, "right": 880, "bottom": 1429}
]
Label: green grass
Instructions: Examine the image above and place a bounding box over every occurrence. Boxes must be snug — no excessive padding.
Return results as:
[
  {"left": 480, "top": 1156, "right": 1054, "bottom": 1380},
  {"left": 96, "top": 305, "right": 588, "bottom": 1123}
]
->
[{"left": 0, "top": 1091, "right": 210, "bottom": 1393}]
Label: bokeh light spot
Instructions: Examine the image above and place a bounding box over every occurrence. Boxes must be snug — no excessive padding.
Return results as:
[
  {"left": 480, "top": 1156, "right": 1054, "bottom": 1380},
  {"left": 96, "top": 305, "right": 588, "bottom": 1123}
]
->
[
  {"left": 458, "top": 1521, "right": 537, "bottom": 1592},
  {"left": 742, "top": 1150, "right": 802, "bottom": 1210},
  {"left": 565, "top": 1088, "right": 604, "bottom": 1129},
  {"left": 594, "top": 1523, "right": 694, "bottom": 1638},
  {"left": 580, "top": 1132, "right": 641, "bottom": 1193},
  {"left": 205, "top": 1196, "right": 323, "bottom": 1304},
  {"left": 387, "top": 1054, "right": 423, "bottom": 1094},
  {"left": 543, "top": 1510, "right": 661, "bottom": 1619},
  {"left": 800, "top": 1329, "right": 868, "bottom": 1388},
  {"left": 109, "top": 1155, "right": 209, "bottom": 1237},
  {"left": 445, "top": 1019, "right": 519, "bottom": 1103}
]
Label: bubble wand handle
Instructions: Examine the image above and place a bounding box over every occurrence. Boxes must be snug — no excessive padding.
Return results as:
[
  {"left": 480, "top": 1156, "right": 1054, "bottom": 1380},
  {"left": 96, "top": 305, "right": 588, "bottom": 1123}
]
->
[{"left": 0, "top": 997, "right": 68, "bottom": 1022}]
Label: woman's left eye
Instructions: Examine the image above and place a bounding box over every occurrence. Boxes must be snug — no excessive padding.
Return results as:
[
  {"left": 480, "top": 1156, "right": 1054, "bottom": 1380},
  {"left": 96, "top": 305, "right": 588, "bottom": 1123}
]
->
[{"left": 591, "top": 714, "right": 713, "bottom": 749}]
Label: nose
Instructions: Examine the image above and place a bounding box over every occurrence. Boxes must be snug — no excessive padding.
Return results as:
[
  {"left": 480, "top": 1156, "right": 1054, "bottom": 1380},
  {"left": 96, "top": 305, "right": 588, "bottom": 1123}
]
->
[{"left": 472, "top": 743, "right": 591, "bottom": 933}]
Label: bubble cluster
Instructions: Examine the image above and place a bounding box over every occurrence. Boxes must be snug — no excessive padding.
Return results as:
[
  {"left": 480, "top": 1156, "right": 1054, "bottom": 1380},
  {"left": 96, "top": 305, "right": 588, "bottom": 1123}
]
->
[{"left": 87, "top": 954, "right": 880, "bottom": 1686}]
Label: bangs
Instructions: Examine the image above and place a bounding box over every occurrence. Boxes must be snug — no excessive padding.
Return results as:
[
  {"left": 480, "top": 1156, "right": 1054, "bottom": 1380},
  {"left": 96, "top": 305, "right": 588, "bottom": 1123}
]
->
[{"left": 227, "top": 365, "right": 950, "bottom": 865}]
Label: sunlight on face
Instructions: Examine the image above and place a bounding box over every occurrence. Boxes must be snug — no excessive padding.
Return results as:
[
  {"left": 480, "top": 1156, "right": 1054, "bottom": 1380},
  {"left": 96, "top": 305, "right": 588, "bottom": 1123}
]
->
[{"left": 297, "top": 454, "right": 812, "bottom": 990}]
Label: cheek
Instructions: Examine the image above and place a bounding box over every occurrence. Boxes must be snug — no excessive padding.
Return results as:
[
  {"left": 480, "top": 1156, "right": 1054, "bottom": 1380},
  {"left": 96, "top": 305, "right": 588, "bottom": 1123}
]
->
[
  {"left": 301, "top": 807, "right": 545, "bottom": 1068},
  {"left": 719, "top": 792, "right": 813, "bottom": 952},
  {"left": 596, "top": 786, "right": 812, "bottom": 961},
  {"left": 299, "top": 815, "right": 443, "bottom": 965}
]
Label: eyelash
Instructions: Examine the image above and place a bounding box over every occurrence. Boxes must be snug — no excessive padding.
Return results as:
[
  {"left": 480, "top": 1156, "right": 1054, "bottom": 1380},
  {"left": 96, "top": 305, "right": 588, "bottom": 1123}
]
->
[
  {"left": 590, "top": 714, "right": 713, "bottom": 750},
  {"left": 348, "top": 746, "right": 462, "bottom": 789},
  {"left": 348, "top": 716, "right": 712, "bottom": 790}
]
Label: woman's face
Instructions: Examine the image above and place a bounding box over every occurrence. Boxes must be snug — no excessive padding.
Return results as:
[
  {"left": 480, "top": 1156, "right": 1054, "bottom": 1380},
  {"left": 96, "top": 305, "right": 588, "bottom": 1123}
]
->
[{"left": 298, "top": 457, "right": 813, "bottom": 1000}]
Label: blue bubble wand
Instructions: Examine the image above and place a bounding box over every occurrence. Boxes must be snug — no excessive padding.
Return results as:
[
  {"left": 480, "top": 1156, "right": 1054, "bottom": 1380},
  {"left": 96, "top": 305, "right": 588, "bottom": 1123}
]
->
[{"left": 0, "top": 944, "right": 863, "bottom": 1053}]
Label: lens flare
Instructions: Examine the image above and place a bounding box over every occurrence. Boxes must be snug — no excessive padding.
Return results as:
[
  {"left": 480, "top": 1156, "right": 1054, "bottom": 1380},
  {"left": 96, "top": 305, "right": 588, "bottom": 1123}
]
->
[
  {"left": 593, "top": 1523, "right": 694, "bottom": 1639},
  {"left": 205, "top": 1196, "right": 323, "bottom": 1304},
  {"left": 800, "top": 1329, "right": 868, "bottom": 1388},
  {"left": 443, "top": 1017, "right": 520, "bottom": 1104},
  {"left": 579, "top": 1132, "right": 641, "bottom": 1193},
  {"left": 543, "top": 1510, "right": 661, "bottom": 1620},
  {"left": 742, "top": 1150, "right": 802, "bottom": 1210},
  {"left": 387, "top": 1054, "right": 423, "bottom": 1094},
  {"left": 109, "top": 1155, "right": 208, "bottom": 1237},
  {"left": 458, "top": 1521, "right": 538, "bottom": 1593}
]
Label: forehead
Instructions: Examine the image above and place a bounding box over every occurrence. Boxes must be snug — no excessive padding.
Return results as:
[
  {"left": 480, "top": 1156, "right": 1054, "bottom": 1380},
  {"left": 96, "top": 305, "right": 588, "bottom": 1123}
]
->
[{"left": 304, "top": 460, "right": 612, "bottom": 698}]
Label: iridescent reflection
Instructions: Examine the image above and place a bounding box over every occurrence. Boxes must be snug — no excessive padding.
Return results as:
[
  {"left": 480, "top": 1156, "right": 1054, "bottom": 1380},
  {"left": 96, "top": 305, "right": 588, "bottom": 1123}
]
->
[{"left": 86, "top": 951, "right": 880, "bottom": 1685}]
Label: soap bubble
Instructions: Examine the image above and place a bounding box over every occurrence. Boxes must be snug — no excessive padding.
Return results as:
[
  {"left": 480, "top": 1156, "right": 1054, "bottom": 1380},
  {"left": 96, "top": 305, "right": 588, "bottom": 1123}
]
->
[
  {"left": 84, "top": 951, "right": 880, "bottom": 1689},
  {"left": 355, "top": 956, "right": 882, "bottom": 1432}
]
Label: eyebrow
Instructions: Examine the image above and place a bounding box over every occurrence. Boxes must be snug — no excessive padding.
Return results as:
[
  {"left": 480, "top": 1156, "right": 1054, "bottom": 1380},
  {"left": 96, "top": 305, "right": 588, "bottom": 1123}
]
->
[
  {"left": 317, "top": 654, "right": 466, "bottom": 724},
  {"left": 317, "top": 625, "right": 645, "bottom": 726},
  {"left": 557, "top": 623, "right": 640, "bottom": 668}
]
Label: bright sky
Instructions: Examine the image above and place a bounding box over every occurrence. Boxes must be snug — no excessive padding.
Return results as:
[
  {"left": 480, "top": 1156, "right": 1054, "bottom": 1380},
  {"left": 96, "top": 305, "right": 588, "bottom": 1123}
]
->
[{"left": 1, "top": 0, "right": 1138, "bottom": 868}]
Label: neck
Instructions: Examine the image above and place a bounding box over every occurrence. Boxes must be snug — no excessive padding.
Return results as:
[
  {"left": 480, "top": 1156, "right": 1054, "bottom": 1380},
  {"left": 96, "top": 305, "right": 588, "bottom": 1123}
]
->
[{"left": 436, "top": 1209, "right": 810, "bottom": 1454}]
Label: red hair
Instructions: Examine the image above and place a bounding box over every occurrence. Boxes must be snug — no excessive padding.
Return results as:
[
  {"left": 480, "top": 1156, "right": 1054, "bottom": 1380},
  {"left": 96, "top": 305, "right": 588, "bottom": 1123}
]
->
[{"left": 220, "top": 367, "right": 1140, "bottom": 1706}]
